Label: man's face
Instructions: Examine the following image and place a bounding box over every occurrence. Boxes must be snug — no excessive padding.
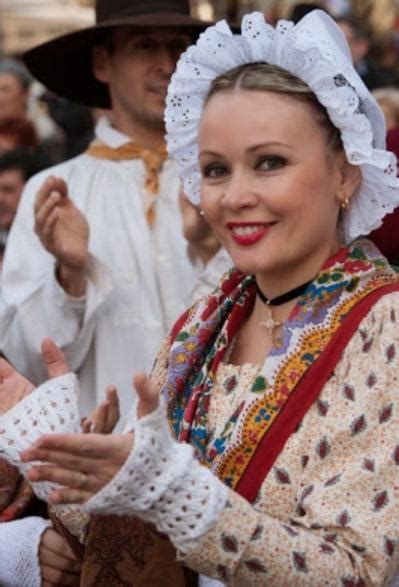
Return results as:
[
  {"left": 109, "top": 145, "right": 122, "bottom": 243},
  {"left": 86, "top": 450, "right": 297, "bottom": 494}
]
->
[
  {"left": 0, "top": 168, "right": 25, "bottom": 230},
  {"left": 93, "top": 27, "right": 191, "bottom": 130},
  {"left": 0, "top": 74, "right": 27, "bottom": 122}
]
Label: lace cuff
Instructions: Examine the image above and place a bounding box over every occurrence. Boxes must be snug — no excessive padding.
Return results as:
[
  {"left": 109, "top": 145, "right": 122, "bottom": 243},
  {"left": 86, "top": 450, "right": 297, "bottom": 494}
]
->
[
  {"left": 0, "top": 516, "right": 51, "bottom": 587},
  {"left": 0, "top": 373, "right": 80, "bottom": 506},
  {"left": 84, "top": 403, "right": 229, "bottom": 554}
]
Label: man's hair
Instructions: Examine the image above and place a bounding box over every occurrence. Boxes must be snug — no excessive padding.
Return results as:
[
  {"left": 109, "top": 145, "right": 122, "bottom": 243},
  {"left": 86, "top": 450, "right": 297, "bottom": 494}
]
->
[
  {"left": 0, "top": 148, "right": 43, "bottom": 182},
  {"left": 0, "top": 59, "right": 32, "bottom": 91}
]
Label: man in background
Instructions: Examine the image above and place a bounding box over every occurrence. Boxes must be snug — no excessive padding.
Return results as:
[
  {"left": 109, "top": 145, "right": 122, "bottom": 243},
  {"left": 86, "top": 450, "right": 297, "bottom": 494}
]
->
[
  {"left": 0, "top": 1, "right": 213, "bottom": 584},
  {"left": 0, "top": 0, "right": 209, "bottom": 423}
]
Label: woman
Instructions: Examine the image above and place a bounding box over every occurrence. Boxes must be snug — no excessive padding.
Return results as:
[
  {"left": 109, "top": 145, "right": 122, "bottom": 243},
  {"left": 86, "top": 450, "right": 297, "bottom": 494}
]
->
[{"left": 2, "top": 9, "right": 399, "bottom": 585}]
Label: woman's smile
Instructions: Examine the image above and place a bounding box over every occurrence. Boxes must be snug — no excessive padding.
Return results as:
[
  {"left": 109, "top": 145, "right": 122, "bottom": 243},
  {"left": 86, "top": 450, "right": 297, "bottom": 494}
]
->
[{"left": 227, "top": 222, "right": 276, "bottom": 246}]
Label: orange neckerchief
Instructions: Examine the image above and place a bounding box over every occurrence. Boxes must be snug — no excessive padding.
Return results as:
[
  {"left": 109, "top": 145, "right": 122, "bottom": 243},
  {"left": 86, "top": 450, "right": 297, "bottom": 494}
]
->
[{"left": 86, "top": 140, "right": 168, "bottom": 226}]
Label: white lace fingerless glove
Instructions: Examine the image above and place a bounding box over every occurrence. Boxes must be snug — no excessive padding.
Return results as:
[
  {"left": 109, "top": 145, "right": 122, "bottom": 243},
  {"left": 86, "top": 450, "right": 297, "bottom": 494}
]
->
[
  {"left": 0, "top": 373, "right": 81, "bottom": 510},
  {"left": 84, "top": 402, "right": 229, "bottom": 554}
]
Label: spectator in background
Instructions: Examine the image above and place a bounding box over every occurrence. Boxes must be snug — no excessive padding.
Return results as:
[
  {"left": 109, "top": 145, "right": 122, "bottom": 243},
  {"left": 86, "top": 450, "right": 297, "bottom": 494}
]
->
[
  {"left": 336, "top": 15, "right": 399, "bottom": 89},
  {"left": 0, "top": 59, "right": 64, "bottom": 165},
  {"left": 0, "top": 1, "right": 215, "bottom": 583},
  {"left": 0, "top": 149, "right": 43, "bottom": 268},
  {"left": 0, "top": 59, "right": 31, "bottom": 124},
  {"left": 1, "top": 0, "right": 210, "bottom": 423},
  {"left": 0, "top": 118, "right": 39, "bottom": 154}
]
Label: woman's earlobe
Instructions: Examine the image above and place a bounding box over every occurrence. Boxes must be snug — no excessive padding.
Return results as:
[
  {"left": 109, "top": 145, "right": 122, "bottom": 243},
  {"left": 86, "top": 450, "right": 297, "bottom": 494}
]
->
[
  {"left": 349, "top": 164, "right": 363, "bottom": 194},
  {"left": 340, "top": 197, "right": 350, "bottom": 210},
  {"left": 337, "top": 161, "right": 362, "bottom": 205}
]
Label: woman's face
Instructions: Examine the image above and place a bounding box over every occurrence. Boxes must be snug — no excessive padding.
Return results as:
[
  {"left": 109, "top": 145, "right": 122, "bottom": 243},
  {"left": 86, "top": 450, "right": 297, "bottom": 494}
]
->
[{"left": 198, "top": 89, "right": 359, "bottom": 284}]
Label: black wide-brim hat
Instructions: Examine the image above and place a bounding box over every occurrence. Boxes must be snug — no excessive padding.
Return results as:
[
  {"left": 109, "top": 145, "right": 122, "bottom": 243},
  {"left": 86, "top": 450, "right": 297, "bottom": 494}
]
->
[{"left": 24, "top": 0, "right": 212, "bottom": 108}]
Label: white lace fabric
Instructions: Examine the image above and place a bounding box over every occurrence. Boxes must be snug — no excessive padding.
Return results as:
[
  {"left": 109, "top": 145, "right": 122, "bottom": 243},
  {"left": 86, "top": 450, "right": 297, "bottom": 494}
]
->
[
  {"left": 165, "top": 10, "right": 399, "bottom": 243},
  {"left": 0, "top": 373, "right": 85, "bottom": 527},
  {"left": 0, "top": 516, "right": 51, "bottom": 587},
  {"left": 84, "top": 402, "right": 229, "bottom": 554}
]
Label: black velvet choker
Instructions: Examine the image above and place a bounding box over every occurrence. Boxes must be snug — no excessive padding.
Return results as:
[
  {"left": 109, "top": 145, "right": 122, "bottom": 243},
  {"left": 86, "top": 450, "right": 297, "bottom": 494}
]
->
[{"left": 255, "top": 279, "right": 313, "bottom": 306}]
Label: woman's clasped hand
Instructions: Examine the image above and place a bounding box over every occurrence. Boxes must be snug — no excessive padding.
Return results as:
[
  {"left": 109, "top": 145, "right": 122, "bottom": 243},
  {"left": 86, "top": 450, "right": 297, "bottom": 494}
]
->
[{"left": 20, "top": 371, "right": 159, "bottom": 504}]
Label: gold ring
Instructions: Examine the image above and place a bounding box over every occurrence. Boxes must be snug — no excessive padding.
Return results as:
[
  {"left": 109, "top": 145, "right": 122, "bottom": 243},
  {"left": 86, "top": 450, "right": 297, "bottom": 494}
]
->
[{"left": 76, "top": 472, "right": 88, "bottom": 489}]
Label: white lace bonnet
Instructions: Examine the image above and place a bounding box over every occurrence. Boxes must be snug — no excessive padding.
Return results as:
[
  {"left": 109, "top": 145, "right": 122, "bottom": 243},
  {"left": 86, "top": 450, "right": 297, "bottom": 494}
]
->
[{"left": 165, "top": 9, "right": 399, "bottom": 243}]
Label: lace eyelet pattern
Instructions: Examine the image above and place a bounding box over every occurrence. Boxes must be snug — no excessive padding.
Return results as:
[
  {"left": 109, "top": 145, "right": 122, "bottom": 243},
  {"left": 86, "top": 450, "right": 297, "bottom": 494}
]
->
[
  {"left": 0, "top": 373, "right": 82, "bottom": 517},
  {"left": 165, "top": 10, "right": 399, "bottom": 243},
  {"left": 84, "top": 403, "right": 229, "bottom": 554}
]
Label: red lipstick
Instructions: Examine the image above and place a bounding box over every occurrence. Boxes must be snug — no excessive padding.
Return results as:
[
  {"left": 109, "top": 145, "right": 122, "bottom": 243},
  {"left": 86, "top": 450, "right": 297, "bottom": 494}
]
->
[{"left": 227, "top": 222, "right": 274, "bottom": 246}]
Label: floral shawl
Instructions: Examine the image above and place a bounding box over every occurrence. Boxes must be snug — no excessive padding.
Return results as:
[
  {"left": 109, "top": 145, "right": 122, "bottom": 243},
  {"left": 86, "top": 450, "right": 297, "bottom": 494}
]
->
[{"left": 164, "top": 239, "right": 398, "bottom": 490}]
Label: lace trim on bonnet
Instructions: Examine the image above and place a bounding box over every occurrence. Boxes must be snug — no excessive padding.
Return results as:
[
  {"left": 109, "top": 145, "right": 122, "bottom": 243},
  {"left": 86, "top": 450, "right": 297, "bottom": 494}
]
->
[{"left": 165, "top": 10, "right": 399, "bottom": 243}]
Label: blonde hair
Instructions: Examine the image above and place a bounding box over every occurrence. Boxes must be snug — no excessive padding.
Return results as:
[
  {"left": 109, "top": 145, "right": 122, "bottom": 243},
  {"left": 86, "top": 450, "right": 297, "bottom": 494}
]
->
[{"left": 206, "top": 62, "right": 342, "bottom": 152}]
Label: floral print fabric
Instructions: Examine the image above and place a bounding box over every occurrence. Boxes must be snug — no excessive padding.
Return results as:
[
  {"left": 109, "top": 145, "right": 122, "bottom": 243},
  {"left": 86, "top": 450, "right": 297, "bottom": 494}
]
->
[
  {"left": 180, "top": 293, "right": 399, "bottom": 584},
  {"left": 151, "top": 239, "right": 399, "bottom": 584},
  {"left": 164, "top": 240, "right": 397, "bottom": 491}
]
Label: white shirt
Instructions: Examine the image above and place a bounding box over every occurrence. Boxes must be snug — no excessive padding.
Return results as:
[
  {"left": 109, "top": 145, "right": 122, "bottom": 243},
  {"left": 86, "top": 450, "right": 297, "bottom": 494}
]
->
[
  {"left": 0, "top": 117, "right": 197, "bottom": 423},
  {"left": 188, "top": 247, "right": 232, "bottom": 305}
]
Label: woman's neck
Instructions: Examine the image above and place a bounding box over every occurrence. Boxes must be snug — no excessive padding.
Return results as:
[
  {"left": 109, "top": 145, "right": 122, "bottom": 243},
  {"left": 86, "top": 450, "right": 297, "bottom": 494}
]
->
[{"left": 254, "top": 240, "right": 341, "bottom": 302}]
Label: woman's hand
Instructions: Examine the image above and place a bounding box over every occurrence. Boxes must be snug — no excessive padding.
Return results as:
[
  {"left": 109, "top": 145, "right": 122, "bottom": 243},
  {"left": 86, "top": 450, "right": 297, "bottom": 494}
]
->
[
  {"left": 40, "top": 527, "right": 81, "bottom": 586},
  {"left": 23, "top": 433, "right": 134, "bottom": 505},
  {"left": 21, "top": 372, "right": 159, "bottom": 505},
  {"left": 0, "top": 338, "right": 69, "bottom": 416},
  {"left": 81, "top": 385, "right": 120, "bottom": 434}
]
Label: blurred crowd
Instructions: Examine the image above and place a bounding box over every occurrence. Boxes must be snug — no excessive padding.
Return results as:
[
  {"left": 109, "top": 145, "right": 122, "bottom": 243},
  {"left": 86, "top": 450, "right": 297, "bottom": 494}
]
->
[{"left": 0, "top": 57, "right": 96, "bottom": 269}]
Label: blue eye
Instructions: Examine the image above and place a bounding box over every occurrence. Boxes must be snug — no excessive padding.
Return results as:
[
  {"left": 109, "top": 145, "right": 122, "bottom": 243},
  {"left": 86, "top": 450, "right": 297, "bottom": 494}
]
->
[
  {"left": 202, "top": 163, "right": 229, "bottom": 178},
  {"left": 257, "top": 156, "right": 286, "bottom": 171}
]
